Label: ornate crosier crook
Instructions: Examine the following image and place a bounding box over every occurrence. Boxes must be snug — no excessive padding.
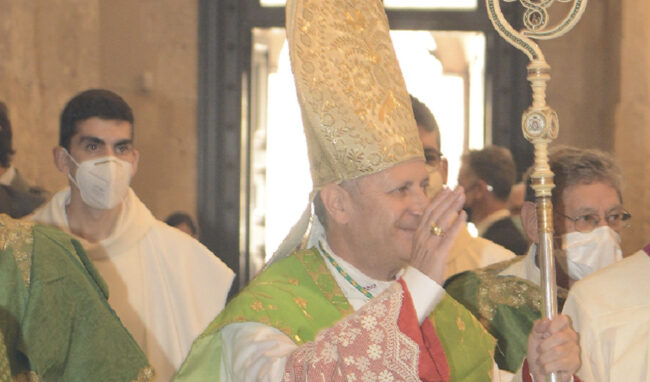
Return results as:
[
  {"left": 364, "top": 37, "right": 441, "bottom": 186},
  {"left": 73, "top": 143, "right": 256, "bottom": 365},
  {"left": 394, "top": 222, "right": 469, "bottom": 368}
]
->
[{"left": 485, "top": 0, "right": 588, "bottom": 381}]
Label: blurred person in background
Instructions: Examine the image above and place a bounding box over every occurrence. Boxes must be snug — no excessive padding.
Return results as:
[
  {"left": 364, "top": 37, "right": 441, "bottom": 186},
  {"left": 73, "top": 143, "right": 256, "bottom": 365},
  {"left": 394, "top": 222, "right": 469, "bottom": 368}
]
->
[
  {"left": 0, "top": 101, "right": 49, "bottom": 218},
  {"left": 165, "top": 211, "right": 198, "bottom": 238},
  {"left": 411, "top": 95, "right": 514, "bottom": 280},
  {"left": 457, "top": 145, "right": 528, "bottom": 255}
]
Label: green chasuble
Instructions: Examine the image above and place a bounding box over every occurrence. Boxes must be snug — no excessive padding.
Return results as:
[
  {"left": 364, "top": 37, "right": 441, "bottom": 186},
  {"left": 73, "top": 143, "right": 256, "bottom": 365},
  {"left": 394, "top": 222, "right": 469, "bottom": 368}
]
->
[
  {"left": 0, "top": 214, "right": 153, "bottom": 381},
  {"left": 176, "top": 248, "right": 495, "bottom": 381},
  {"left": 444, "top": 257, "right": 568, "bottom": 373}
]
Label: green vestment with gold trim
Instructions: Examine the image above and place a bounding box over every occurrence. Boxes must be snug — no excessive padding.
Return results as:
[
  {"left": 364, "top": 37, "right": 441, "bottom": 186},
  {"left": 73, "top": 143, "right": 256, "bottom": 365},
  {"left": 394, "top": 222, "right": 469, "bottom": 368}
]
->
[
  {"left": 444, "top": 257, "right": 568, "bottom": 373},
  {"left": 175, "top": 248, "right": 496, "bottom": 381},
  {"left": 0, "top": 214, "right": 153, "bottom": 381}
]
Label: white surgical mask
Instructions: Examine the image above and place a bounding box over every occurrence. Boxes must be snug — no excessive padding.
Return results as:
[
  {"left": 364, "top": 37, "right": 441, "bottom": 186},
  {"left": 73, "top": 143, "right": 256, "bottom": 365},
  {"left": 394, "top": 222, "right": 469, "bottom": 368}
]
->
[
  {"left": 425, "top": 166, "right": 444, "bottom": 199},
  {"left": 555, "top": 225, "right": 622, "bottom": 281},
  {"left": 65, "top": 150, "right": 133, "bottom": 210}
]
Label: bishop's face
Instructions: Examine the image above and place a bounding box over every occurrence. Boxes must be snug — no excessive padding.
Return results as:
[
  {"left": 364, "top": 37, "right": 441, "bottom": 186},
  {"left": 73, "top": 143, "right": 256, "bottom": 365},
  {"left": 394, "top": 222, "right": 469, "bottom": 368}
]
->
[{"left": 344, "top": 160, "right": 430, "bottom": 272}]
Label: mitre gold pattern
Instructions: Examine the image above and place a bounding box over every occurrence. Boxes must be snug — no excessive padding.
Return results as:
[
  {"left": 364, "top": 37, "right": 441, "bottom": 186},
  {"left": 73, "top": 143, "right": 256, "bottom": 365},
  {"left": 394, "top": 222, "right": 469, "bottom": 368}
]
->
[{"left": 286, "top": 0, "right": 424, "bottom": 189}]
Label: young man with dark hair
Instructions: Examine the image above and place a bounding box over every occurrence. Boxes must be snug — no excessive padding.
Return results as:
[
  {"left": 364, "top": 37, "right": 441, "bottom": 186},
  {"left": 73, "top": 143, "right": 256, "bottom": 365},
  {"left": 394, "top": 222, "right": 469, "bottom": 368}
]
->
[{"left": 30, "top": 89, "right": 234, "bottom": 381}]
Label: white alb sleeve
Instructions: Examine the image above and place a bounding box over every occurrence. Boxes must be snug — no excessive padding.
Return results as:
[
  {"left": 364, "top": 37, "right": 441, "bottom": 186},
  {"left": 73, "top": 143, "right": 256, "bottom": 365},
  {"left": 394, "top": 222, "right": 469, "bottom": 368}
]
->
[
  {"left": 401, "top": 266, "right": 445, "bottom": 324},
  {"left": 220, "top": 322, "right": 297, "bottom": 382}
]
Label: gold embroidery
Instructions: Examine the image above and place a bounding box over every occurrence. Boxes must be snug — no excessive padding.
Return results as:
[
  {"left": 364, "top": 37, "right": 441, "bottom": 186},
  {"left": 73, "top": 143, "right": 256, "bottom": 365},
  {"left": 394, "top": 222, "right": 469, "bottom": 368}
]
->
[
  {"left": 293, "top": 297, "right": 313, "bottom": 319},
  {"left": 297, "top": 249, "right": 353, "bottom": 315},
  {"left": 0, "top": 215, "right": 35, "bottom": 288},
  {"left": 456, "top": 316, "right": 466, "bottom": 332},
  {"left": 12, "top": 371, "right": 40, "bottom": 382},
  {"left": 247, "top": 279, "right": 317, "bottom": 311},
  {"left": 0, "top": 331, "right": 10, "bottom": 382},
  {"left": 294, "top": 297, "right": 308, "bottom": 309},
  {"left": 289, "top": 0, "right": 423, "bottom": 188},
  {"left": 132, "top": 366, "right": 154, "bottom": 382},
  {"left": 378, "top": 91, "right": 398, "bottom": 123},
  {"left": 251, "top": 301, "right": 264, "bottom": 312},
  {"left": 474, "top": 257, "right": 569, "bottom": 324}
]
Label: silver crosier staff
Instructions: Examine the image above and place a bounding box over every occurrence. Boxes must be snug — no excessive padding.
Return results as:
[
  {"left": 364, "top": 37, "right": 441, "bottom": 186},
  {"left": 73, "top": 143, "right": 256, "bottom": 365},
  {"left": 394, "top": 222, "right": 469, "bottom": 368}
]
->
[{"left": 484, "top": 1, "right": 588, "bottom": 381}]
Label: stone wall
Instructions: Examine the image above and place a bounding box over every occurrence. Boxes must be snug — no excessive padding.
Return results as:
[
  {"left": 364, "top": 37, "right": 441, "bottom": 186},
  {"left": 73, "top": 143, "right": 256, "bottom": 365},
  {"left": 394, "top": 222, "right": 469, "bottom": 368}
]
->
[
  {"left": 540, "top": 1, "right": 621, "bottom": 152},
  {"left": 540, "top": 0, "right": 649, "bottom": 254},
  {"left": 1, "top": 1, "right": 647, "bottom": 255},
  {"left": 0, "top": 0, "right": 198, "bottom": 222},
  {"left": 613, "top": 0, "right": 650, "bottom": 254}
]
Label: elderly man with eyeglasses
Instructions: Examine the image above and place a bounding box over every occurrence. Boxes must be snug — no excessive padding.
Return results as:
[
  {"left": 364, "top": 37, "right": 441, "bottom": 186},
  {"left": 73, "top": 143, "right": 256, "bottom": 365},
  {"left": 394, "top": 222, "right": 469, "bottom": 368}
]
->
[
  {"left": 445, "top": 145, "right": 629, "bottom": 377},
  {"left": 562, "top": 213, "right": 650, "bottom": 378}
]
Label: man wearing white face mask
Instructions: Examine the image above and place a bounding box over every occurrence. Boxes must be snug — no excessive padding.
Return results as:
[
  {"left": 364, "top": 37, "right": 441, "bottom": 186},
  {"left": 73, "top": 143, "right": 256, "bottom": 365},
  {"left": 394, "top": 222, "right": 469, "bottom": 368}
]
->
[
  {"left": 30, "top": 89, "right": 235, "bottom": 381},
  {"left": 411, "top": 95, "right": 515, "bottom": 281},
  {"left": 445, "top": 145, "right": 628, "bottom": 375}
]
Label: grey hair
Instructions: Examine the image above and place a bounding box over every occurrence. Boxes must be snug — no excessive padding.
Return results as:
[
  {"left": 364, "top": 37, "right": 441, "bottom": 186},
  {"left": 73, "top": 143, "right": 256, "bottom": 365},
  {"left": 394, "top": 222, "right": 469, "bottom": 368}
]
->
[
  {"left": 524, "top": 145, "right": 623, "bottom": 204},
  {"left": 313, "top": 178, "right": 361, "bottom": 230}
]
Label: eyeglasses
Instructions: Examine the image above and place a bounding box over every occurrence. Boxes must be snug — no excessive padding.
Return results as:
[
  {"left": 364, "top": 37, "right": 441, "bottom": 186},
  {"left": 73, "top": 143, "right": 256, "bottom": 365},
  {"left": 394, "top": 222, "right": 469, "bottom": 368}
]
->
[
  {"left": 558, "top": 209, "right": 632, "bottom": 233},
  {"left": 424, "top": 148, "right": 444, "bottom": 169}
]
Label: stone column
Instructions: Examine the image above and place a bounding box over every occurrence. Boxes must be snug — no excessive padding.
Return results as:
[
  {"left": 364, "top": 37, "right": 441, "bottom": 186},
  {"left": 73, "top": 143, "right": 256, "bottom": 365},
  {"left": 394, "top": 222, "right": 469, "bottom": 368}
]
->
[{"left": 614, "top": 0, "right": 650, "bottom": 254}]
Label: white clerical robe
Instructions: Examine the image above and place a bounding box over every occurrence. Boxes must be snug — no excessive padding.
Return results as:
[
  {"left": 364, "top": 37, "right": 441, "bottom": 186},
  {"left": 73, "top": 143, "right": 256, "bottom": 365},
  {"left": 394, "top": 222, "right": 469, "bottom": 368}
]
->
[
  {"left": 445, "top": 223, "right": 516, "bottom": 280},
  {"left": 499, "top": 244, "right": 540, "bottom": 284},
  {"left": 562, "top": 250, "right": 650, "bottom": 381},
  {"left": 30, "top": 188, "right": 235, "bottom": 381},
  {"left": 189, "top": 237, "right": 506, "bottom": 382}
]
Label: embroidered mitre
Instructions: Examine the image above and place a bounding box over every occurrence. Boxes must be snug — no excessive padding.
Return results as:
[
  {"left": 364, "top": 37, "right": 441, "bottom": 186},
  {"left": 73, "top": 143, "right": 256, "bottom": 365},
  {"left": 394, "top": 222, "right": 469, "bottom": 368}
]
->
[
  {"left": 286, "top": 0, "right": 424, "bottom": 189},
  {"left": 271, "top": 0, "right": 425, "bottom": 262}
]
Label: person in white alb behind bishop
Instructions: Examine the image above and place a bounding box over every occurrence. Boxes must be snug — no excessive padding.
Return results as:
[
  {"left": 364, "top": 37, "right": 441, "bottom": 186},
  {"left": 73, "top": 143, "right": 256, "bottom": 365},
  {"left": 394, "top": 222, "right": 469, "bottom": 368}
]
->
[{"left": 30, "top": 88, "right": 234, "bottom": 381}]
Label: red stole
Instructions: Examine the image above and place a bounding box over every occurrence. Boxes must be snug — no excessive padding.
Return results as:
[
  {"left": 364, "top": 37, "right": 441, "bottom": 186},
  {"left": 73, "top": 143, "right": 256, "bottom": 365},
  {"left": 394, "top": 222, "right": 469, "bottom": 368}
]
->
[{"left": 397, "top": 279, "right": 450, "bottom": 381}]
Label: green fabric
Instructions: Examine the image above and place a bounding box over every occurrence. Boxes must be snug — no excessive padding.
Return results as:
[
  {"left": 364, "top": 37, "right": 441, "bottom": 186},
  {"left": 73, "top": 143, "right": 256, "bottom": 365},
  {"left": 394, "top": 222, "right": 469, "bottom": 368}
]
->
[
  {"left": 432, "top": 295, "right": 496, "bottom": 381},
  {"left": 174, "top": 249, "right": 351, "bottom": 381},
  {"left": 444, "top": 257, "right": 567, "bottom": 373},
  {"left": 176, "top": 248, "right": 495, "bottom": 381},
  {"left": 0, "top": 331, "right": 10, "bottom": 382},
  {"left": 200, "top": 249, "right": 352, "bottom": 344},
  {"left": 0, "top": 215, "right": 153, "bottom": 381}
]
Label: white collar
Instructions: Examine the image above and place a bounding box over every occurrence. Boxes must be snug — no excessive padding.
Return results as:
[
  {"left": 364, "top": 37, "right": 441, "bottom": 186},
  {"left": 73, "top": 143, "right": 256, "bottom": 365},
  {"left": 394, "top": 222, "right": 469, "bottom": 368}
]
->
[
  {"left": 314, "top": 234, "right": 399, "bottom": 310},
  {"left": 0, "top": 166, "right": 16, "bottom": 186},
  {"left": 29, "top": 187, "right": 156, "bottom": 260},
  {"left": 500, "top": 243, "right": 540, "bottom": 285},
  {"left": 308, "top": 214, "right": 402, "bottom": 309}
]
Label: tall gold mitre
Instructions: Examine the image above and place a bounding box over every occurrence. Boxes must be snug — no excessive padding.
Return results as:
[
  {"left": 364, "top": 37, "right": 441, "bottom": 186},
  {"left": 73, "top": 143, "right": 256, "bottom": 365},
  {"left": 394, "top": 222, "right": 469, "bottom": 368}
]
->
[
  {"left": 272, "top": 0, "right": 424, "bottom": 261},
  {"left": 287, "top": 0, "right": 424, "bottom": 189}
]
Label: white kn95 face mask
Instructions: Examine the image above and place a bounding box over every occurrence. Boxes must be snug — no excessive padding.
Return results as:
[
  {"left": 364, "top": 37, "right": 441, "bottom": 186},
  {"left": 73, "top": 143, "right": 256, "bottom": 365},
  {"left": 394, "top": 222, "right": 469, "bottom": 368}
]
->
[
  {"left": 65, "top": 150, "right": 133, "bottom": 210},
  {"left": 556, "top": 225, "right": 622, "bottom": 281}
]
